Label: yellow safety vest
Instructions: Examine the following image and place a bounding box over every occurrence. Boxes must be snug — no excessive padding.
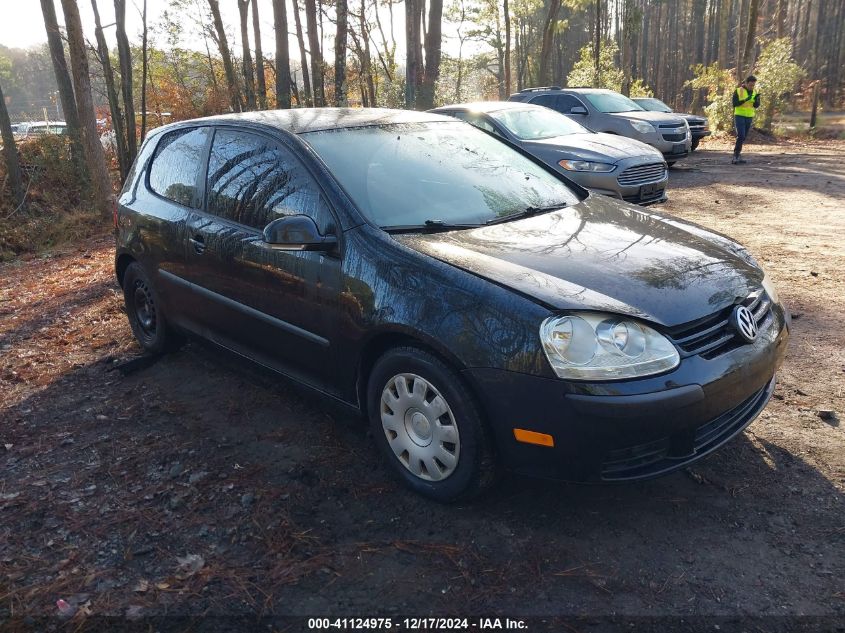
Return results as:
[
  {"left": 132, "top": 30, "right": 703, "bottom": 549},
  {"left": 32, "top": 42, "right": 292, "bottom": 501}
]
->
[{"left": 734, "top": 87, "right": 758, "bottom": 118}]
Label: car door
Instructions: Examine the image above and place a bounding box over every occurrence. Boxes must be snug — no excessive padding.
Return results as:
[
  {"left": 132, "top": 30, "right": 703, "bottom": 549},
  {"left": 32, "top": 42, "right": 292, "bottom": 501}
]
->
[
  {"left": 138, "top": 125, "right": 212, "bottom": 319},
  {"left": 183, "top": 127, "right": 342, "bottom": 390}
]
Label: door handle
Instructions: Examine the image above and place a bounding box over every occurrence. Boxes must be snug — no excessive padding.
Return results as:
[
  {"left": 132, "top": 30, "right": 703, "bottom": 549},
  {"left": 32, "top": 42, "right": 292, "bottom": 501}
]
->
[{"left": 189, "top": 235, "right": 206, "bottom": 254}]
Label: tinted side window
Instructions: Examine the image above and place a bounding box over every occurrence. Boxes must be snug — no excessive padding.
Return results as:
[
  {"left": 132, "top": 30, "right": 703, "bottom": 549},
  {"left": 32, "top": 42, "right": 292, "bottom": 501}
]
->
[
  {"left": 557, "top": 95, "right": 584, "bottom": 113},
  {"left": 469, "top": 116, "right": 503, "bottom": 137},
  {"left": 148, "top": 127, "right": 210, "bottom": 207},
  {"left": 206, "top": 129, "right": 334, "bottom": 233},
  {"left": 529, "top": 94, "right": 557, "bottom": 109},
  {"left": 448, "top": 111, "right": 502, "bottom": 136}
]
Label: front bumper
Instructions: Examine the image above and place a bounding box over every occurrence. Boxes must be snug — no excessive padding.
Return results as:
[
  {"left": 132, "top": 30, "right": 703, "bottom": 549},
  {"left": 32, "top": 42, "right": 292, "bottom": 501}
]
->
[
  {"left": 463, "top": 303, "right": 789, "bottom": 483},
  {"left": 565, "top": 157, "right": 669, "bottom": 206}
]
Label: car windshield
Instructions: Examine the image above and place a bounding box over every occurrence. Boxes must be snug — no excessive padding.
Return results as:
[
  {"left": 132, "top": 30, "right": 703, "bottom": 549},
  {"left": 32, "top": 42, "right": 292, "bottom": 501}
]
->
[
  {"left": 584, "top": 92, "right": 644, "bottom": 113},
  {"left": 635, "top": 98, "right": 672, "bottom": 113},
  {"left": 301, "top": 121, "right": 580, "bottom": 229},
  {"left": 488, "top": 107, "right": 589, "bottom": 140}
]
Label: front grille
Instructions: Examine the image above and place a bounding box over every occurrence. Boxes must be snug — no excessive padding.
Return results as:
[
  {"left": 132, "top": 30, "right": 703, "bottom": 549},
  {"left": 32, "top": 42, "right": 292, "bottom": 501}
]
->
[
  {"left": 600, "top": 379, "right": 773, "bottom": 481},
  {"left": 662, "top": 132, "right": 686, "bottom": 142},
  {"left": 665, "top": 291, "right": 773, "bottom": 360},
  {"left": 617, "top": 162, "right": 667, "bottom": 187}
]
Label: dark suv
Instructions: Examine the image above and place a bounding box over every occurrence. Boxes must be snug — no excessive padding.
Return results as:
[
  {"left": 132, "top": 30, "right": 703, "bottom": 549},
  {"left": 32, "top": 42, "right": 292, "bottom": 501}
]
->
[
  {"left": 631, "top": 97, "right": 711, "bottom": 151},
  {"left": 116, "top": 109, "right": 788, "bottom": 502}
]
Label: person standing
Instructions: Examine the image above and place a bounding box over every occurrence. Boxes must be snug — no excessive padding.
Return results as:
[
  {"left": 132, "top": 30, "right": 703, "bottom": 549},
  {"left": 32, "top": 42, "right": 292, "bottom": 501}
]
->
[{"left": 732, "top": 75, "right": 760, "bottom": 164}]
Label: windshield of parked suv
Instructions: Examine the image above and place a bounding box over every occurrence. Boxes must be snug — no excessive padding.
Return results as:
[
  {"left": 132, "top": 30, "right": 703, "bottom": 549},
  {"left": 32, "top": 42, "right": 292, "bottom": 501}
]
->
[
  {"left": 633, "top": 98, "right": 672, "bottom": 113},
  {"left": 301, "top": 121, "right": 581, "bottom": 229},
  {"left": 584, "top": 92, "right": 644, "bottom": 114},
  {"left": 489, "top": 107, "right": 589, "bottom": 140}
]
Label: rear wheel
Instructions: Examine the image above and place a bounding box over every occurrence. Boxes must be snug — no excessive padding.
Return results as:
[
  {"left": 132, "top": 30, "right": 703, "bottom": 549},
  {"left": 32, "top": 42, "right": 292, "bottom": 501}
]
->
[
  {"left": 122, "top": 262, "right": 183, "bottom": 354},
  {"left": 367, "top": 347, "right": 497, "bottom": 502}
]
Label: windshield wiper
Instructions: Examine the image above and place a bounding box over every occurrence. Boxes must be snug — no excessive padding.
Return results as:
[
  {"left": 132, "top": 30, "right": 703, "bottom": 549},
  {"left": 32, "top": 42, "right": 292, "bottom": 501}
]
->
[
  {"left": 484, "top": 203, "right": 569, "bottom": 226},
  {"left": 381, "top": 219, "right": 481, "bottom": 234}
]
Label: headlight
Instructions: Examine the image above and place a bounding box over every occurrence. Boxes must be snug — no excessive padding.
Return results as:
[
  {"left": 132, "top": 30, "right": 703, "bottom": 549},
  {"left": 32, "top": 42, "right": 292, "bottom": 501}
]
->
[
  {"left": 630, "top": 120, "right": 655, "bottom": 135},
  {"left": 540, "top": 313, "right": 680, "bottom": 380},
  {"left": 558, "top": 159, "right": 616, "bottom": 173},
  {"left": 761, "top": 273, "right": 780, "bottom": 304}
]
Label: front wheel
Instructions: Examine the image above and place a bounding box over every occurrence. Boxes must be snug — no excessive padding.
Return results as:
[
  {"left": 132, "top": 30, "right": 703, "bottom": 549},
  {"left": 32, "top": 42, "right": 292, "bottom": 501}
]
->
[
  {"left": 122, "top": 262, "right": 183, "bottom": 355},
  {"left": 690, "top": 139, "right": 700, "bottom": 151},
  {"left": 367, "top": 347, "right": 497, "bottom": 502}
]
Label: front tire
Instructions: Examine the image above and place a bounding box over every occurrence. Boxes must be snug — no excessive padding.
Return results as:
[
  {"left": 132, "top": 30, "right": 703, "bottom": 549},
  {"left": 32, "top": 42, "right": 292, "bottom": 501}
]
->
[
  {"left": 691, "top": 139, "right": 700, "bottom": 151},
  {"left": 122, "top": 262, "right": 183, "bottom": 355},
  {"left": 367, "top": 347, "right": 497, "bottom": 502}
]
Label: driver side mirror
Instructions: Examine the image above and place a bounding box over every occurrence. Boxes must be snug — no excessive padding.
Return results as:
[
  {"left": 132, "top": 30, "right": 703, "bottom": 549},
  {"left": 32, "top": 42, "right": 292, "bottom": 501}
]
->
[
  {"left": 263, "top": 215, "right": 337, "bottom": 252},
  {"left": 569, "top": 106, "right": 588, "bottom": 115}
]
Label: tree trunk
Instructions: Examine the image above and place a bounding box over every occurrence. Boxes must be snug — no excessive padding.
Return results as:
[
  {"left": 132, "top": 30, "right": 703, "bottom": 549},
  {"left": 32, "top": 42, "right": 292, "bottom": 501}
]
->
[
  {"left": 0, "top": 81, "right": 26, "bottom": 211},
  {"left": 405, "top": 0, "right": 419, "bottom": 107},
  {"left": 207, "top": 0, "right": 243, "bottom": 112},
  {"left": 538, "top": 0, "right": 561, "bottom": 85},
  {"left": 335, "top": 0, "right": 348, "bottom": 106},
  {"left": 735, "top": 0, "right": 747, "bottom": 79},
  {"left": 272, "top": 0, "right": 291, "bottom": 109},
  {"left": 140, "top": 0, "right": 148, "bottom": 141},
  {"left": 237, "top": 0, "right": 257, "bottom": 110},
  {"left": 114, "top": 0, "right": 136, "bottom": 162},
  {"left": 40, "top": 0, "right": 83, "bottom": 163},
  {"left": 417, "top": 0, "right": 442, "bottom": 109},
  {"left": 692, "top": 0, "right": 706, "bottom": 67},
  {"left": 718, "top": 0, "right": 730, "bottom": 68},
  {"left": 775, "top": 0, "right": 786, "bottom": 38},
  {"left": 503, "top": 0, "right": 511, "bottom": 95},
  {"left": 594, "top": 0, "right": 601, "bottom": 84},
  {"left": 252, "top": 0, "right": 268, "bottom": 109},
  {"left": 291, "top": 0, "right": 312, "bottom": 106},
  {"left": 91, "top": 0, "right": 129, "bottom": 181},
  {"left": 59, "top": 0, "right": 114, "bottom": 217},
  {"left": 809, "top": 81, "right": 819, "bottom": 129},
  {"left": 360, "top": 0, "right": 376, "bottom": 105},
  {"left": 741, "top": 0, "right": 760, "bottom": 75},
  {"left": 305, "top": 0, "right": 325, "bottom": 105}
]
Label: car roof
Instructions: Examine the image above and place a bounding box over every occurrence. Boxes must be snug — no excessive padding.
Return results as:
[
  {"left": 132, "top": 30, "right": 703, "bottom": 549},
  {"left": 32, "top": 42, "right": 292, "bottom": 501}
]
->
[
  {"left": 21, "top": 121, "right": 67, "bottom": 127},
  {"left": 431, "top": 101, "right": 542, "bottom": 114},
  {"left": 172, "top": 108, "right": 453, "bottom": 135}
]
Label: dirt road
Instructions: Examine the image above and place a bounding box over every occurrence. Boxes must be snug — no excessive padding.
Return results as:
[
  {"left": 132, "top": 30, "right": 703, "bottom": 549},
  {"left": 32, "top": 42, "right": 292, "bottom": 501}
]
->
[{"left": 1, "top": 138, "right": 843, "bottom": 627}]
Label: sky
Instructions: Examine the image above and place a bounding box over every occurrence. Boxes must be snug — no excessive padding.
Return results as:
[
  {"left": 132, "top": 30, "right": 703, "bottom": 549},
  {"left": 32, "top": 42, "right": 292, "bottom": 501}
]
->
[
  {"left": 1, "top": 0, "right": 301, "bottom": 54},
  {"left": 0, "top": 0, "right": 472, "bottom": 62}
]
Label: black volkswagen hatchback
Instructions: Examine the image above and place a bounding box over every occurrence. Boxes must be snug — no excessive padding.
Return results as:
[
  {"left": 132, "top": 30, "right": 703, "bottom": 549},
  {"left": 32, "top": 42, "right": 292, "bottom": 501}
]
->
[{"left": 116, "top": 108, "right": 789, "bottom": 501}]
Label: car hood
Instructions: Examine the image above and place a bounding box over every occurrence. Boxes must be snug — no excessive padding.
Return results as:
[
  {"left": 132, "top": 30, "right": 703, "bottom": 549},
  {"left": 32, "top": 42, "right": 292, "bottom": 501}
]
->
[
  {"left": 521, "top": 132, "right": 661, "bottom": 161},
  {"left": 393, "top": 195, "right": 763, "bottom": 328},
  {"left": 679, "top": 113, "right": 707, "bottom": 123},
  {"left": 609, "top": 110, "right": 687, "bottom": 127}
]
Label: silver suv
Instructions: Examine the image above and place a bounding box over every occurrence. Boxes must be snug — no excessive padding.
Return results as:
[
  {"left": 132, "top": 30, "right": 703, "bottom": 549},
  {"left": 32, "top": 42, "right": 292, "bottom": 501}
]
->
[{"left": 509, "top": 87, "right": 691, "bottom": 164}]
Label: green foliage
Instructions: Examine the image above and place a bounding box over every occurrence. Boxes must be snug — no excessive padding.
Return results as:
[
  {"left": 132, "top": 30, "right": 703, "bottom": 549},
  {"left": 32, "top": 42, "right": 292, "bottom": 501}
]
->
[
  {"left": 754, "top": 38, "right": 805, "bottom": 131},
  {"left": 0, "top": 136, "right": 99, "bottom": 259},
  {"left": 686, "top": 63, "right": 736, "bottom": 132},
  {"left": 566, "top": 40, "right": 624, "bottom": 92},
  {"left": 629, "top": 79, "right": 653, "bottom": 98}
]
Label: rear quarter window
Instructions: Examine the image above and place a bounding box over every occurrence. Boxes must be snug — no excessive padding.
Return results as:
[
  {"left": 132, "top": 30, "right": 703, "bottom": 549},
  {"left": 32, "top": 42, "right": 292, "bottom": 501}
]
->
[{"left": 148, "top": 127, "right": 211, "bottom": 207}]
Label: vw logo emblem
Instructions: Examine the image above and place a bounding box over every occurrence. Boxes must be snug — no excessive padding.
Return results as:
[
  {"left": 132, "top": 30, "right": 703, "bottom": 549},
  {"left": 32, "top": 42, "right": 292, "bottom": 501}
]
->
[{"left": 731, "top": 305, "right": 758, "bottom": 343}]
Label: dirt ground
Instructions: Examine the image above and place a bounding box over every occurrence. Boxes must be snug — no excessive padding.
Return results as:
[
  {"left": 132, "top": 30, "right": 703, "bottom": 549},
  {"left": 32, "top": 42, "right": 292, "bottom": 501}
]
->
[{"left": 0, "top": 137, "right": 843, "bottom": 629}]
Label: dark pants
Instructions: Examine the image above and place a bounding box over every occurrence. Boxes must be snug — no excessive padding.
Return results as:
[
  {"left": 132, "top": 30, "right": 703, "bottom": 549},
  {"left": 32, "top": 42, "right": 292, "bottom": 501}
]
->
[{"left": 734, "top": 115, "right": 753, "bottom": 158}]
